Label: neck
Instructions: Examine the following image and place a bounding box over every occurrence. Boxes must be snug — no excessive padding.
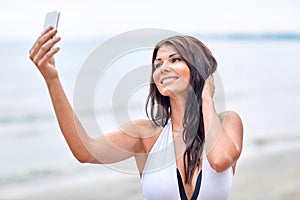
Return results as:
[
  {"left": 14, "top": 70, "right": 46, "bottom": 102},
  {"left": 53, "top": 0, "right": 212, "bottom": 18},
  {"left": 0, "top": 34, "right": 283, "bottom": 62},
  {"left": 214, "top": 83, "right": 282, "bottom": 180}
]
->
[
  {"left": 170, "top": 94, "right": 187, "bottom": 134},
  {"left": 170, "top": 94, "right": 187, "bottom": 159}
]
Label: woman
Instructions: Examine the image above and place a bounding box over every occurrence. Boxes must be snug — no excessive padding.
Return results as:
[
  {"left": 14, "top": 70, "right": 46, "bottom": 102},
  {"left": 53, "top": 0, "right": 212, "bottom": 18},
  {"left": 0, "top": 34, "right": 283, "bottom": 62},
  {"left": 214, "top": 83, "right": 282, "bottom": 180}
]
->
[{"left": 29, "top": 27, "right": 243, "bottom": 200}]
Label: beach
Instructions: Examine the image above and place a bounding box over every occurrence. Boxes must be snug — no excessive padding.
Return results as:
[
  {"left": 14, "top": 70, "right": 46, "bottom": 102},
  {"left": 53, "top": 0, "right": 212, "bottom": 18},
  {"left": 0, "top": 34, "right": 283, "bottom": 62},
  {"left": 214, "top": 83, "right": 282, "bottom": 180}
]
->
[
  {"left": 1, "top": 141, "right": 299, "bottom": 200},
  {"left": 231, "top": 142, "right": 300, "bottom": 200},
  {"left": 1, "top": 39, "right": 300, "bottom": 200}
]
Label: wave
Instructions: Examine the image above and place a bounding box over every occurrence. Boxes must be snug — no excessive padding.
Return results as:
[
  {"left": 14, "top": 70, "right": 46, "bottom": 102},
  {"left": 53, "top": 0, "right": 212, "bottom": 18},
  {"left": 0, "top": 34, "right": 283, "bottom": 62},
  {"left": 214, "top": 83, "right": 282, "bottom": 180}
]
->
[
  {"left": 0, "top": 113, "right": 54, "bottom": 125},
  {"left": 0, "top": 168, "right": 63, "bottom": 186}
]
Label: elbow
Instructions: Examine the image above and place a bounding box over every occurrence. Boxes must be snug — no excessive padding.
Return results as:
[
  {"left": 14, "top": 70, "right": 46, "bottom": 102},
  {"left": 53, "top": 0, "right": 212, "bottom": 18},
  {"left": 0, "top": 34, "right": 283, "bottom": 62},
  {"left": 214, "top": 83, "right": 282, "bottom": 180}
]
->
[
  {"left": 209, "top": 157, "right": 232, "bottom": 173},
  {"left": 76, "top": 156, "right": 90, "bottom": 164},
  {"left": 76, "top": 155, "right": 98, "bottom": 164},
  {"left": 69, "top": 139, "right": 100, "bottom": 164},
  {"left": 209, "top": 150, "right": 240, "bottom": 173},
  {"left": 72, "top": 150, "right": 97, "bottom": 164}
]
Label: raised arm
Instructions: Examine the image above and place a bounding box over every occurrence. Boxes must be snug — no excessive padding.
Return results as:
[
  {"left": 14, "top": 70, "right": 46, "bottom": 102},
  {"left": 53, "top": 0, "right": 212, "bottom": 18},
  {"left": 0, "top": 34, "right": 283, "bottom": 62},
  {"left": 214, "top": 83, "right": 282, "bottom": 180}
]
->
[
  {"left": 202, "top": 75, "right": 243, "bottom": 173},
  {"left": 29, "top": 27, "right": 143, "bottom": 164}
]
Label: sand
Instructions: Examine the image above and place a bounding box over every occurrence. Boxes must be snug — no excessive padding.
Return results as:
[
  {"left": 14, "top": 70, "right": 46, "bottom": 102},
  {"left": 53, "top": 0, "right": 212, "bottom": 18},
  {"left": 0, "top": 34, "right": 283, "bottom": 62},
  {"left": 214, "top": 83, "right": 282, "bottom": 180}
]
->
[
  {"left": 230, "top": 144, "right": 300, "bottom": 200},
  {"left": 3, "top": 143, "right": 300, "bottom": 200}
]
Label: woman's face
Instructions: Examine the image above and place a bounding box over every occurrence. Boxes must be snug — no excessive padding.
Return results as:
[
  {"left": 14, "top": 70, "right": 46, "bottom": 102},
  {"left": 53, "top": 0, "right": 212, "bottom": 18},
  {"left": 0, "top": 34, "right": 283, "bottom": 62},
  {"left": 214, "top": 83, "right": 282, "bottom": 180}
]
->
[{"left": 153, "top": 44, "right": 190, "bottom": 98}]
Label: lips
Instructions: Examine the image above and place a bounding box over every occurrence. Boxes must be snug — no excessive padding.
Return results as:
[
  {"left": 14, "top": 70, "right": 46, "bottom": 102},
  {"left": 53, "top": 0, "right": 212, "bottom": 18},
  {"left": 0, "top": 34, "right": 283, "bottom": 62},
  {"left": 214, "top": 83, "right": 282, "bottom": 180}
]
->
[{"left": 160, "top": 76, "right": 179, "bottom": 84}]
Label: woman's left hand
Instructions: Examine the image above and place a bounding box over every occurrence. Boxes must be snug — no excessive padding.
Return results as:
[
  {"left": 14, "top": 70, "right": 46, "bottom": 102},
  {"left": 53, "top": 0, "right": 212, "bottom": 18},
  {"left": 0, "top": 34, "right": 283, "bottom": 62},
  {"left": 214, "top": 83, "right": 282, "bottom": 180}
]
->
[{"left": 202, "top": 75, "right": 215, "bottom": 100}]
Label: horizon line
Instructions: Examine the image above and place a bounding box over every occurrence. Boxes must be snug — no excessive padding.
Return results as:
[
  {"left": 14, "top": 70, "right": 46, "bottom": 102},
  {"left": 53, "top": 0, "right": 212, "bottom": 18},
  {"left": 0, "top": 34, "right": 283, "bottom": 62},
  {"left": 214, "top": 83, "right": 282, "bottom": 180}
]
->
[{"left": 2, "top": 32, "right": 300, "bottom": 42}]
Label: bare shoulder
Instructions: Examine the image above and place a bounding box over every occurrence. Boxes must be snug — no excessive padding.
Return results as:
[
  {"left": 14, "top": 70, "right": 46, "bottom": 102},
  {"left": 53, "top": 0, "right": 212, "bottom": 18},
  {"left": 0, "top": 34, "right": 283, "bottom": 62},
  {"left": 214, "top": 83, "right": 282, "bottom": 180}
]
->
[
  {"left": 218, "top": 110, "right": 243, "bottom": 151},
  {"left": 102, "top": 119, "right": 161, "bottom": 155},
  {"left": 219, "top": 111, "right": 243, "bottom": 131},
  {"left": 119, "top": 119, "right": 161, "bottom": 139},
  {"left": 123, "top": 119, "right": 163, "bottom": 153}
]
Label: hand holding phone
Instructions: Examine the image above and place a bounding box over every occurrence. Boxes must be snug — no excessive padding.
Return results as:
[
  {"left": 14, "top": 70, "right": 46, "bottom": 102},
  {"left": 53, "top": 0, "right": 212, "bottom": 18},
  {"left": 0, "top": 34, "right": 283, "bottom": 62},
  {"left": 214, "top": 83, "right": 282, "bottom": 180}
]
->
[
  {"left": 43, "top": 11, "right": 60, "bottom": 30},
  {"left": 29, "top": 11, "right": 61, "bottom": 81}
]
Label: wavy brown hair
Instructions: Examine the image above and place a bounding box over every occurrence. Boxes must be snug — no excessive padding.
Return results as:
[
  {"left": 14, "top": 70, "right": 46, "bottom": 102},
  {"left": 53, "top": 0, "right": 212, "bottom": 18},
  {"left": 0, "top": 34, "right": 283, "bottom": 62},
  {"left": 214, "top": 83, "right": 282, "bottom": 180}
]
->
[{"left": 145, "top": 35, "right": 217, "bottom": 184}]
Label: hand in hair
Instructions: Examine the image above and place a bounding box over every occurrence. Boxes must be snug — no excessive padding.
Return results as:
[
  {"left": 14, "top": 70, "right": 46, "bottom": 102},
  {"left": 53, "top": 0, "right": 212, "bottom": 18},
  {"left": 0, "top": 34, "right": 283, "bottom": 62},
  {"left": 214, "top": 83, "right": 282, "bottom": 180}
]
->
[{"left": 202, "top": 75, "right": 215, "bottom": 100}]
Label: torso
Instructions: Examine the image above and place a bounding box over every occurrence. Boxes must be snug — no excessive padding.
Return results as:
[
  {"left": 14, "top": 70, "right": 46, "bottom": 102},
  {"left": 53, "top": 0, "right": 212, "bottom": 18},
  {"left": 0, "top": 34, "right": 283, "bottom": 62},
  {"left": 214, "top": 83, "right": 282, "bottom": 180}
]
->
[
  {"left": 136, "top": 124, "right": 201, "bottom": 199},
  {"left": 140, "top": 119, "right": 233, "bottom": 200},
  {"left": 176, "top": 156, "right": 202, "bottom": 199},
  {"left": 134, "top": 112, "right": 236, "bottom": 199}
]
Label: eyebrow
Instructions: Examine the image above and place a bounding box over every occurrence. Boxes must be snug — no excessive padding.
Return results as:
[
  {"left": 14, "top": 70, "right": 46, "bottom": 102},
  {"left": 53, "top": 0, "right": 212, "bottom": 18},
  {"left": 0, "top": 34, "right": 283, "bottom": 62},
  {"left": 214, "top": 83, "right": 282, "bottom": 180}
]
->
[{"left": 155, "top": 53, "right": 179, "bottom": 61}]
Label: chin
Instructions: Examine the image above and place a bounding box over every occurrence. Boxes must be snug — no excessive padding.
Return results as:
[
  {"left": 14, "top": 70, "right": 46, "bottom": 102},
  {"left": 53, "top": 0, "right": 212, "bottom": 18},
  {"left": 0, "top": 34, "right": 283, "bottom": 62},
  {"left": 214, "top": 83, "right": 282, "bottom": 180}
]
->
[
  {"left": 158, "top": 87, "right": 180, "bottom": 97},
  {"left": 159, "top": 89, "right": 172, "bottom": 97}
]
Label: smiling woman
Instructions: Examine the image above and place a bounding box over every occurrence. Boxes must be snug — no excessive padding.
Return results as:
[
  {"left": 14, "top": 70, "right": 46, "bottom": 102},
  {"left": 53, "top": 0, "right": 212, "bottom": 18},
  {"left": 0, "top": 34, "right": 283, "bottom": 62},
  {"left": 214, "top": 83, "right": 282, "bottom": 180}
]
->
[
  {"left": 29, "top": 27, "right": 243, "bottom": 200},
  {"left": 152, "top": 46, "right": 190, "bottom": 97},
  {"left": 143, "top": 35, "right": 243, "bottom": 200}
]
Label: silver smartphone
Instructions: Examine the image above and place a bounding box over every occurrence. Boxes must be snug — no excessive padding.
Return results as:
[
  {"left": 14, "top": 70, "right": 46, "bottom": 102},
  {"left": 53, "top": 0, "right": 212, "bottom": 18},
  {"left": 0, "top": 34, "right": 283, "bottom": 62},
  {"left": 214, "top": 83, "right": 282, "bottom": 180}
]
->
[{"left": 43, "top": 11, "right": 60, "bottom": 30}]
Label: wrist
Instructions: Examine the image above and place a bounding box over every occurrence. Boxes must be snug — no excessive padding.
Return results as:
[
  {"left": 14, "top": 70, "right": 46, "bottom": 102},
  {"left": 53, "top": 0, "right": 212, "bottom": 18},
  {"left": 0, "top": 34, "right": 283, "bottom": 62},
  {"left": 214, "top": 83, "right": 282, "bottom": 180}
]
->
[
  {"left": 45, "top": 77, "right": 60, "bottom": 87},
  {"left": 202, "top": 95, "right": 213, "bottom": 103},
  {"left": 202, "top": 96, "right": 215, "bottom": 112}
]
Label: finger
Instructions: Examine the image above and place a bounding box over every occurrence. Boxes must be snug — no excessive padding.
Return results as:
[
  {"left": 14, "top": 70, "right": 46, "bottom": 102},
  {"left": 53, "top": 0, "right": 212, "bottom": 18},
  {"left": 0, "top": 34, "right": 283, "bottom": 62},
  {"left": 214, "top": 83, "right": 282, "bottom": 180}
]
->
[
  {"left": 29, "top": 28, "right": 58, "bottom": 58},
  {"left": 32, "top": 36, "right": 61, "bottom": 65},
  {"left": 29, "top": 26, "right": 54, "bottom": 54},
  {"left": 31, "top": 28, "right": 57, "bottom": 55},
  {"left": 41, "top": 26, "right": 54, "bottom": 36},
  {"left": 37, "top": 47, "right": 60, "bottom": 67},
  {"left": 33, "top": 36, "right": 61, "bottom": 65}
]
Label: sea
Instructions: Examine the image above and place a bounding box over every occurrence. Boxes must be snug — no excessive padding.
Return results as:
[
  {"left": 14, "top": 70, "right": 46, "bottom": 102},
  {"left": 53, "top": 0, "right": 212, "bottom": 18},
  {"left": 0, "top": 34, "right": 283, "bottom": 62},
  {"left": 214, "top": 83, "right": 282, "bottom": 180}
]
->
[{"left": 0, "top": 35, "right": 300, "bottom": 199}]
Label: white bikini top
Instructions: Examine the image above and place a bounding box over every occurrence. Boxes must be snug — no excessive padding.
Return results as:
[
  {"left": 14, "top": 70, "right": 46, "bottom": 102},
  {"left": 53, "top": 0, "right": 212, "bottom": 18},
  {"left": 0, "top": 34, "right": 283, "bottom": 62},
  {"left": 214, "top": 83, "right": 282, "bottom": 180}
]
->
[{"left": 141, "top": 120, "right": 233, "bottom": 200}]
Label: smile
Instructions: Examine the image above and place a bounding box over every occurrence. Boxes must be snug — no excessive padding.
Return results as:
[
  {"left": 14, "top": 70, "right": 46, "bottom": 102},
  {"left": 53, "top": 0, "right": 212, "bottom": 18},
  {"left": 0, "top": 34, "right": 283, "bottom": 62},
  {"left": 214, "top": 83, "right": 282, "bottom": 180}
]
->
[{"left": 160, "top": 76, "right": 179, "bottom": 84}]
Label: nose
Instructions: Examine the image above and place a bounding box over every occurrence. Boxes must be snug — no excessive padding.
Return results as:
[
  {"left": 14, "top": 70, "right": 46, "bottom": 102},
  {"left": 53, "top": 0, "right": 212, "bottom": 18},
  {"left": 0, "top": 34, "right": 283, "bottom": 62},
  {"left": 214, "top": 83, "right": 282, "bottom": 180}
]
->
[{"left": 159, "top": 61, "right": 171, "bottom": 73}]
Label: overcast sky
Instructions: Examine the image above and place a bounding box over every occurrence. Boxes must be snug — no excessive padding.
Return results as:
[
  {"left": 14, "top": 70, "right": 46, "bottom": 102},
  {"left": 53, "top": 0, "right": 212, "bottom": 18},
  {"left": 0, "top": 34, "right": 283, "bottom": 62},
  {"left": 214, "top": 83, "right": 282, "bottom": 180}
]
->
[{"left": 1, "top": 0, "right": 300, "bottom": 40}]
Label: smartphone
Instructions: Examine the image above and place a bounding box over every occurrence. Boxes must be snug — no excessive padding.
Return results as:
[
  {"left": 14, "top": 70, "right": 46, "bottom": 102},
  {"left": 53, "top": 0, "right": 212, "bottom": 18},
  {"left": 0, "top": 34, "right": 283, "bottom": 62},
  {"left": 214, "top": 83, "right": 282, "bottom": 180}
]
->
[{"left": 43, "top": 11, "right": 60, "bottom": 30}]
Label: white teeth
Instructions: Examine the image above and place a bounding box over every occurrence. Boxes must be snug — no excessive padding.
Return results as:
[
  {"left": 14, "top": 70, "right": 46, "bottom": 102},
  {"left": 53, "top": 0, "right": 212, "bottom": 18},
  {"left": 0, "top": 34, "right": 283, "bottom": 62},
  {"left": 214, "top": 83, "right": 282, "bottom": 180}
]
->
[{"left": 161, "top": 77, "right": 178, "bottom": 84}]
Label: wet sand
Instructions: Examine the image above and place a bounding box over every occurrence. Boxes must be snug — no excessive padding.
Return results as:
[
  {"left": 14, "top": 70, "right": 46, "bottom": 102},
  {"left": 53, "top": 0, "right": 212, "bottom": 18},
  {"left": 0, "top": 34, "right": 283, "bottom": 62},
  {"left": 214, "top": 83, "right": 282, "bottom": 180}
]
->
[
  {"left": 231, "top": 145, "right": 300, "bottom": 200},
  {"left": 4, "top": 144, "right": 300, "bottom": 200}
]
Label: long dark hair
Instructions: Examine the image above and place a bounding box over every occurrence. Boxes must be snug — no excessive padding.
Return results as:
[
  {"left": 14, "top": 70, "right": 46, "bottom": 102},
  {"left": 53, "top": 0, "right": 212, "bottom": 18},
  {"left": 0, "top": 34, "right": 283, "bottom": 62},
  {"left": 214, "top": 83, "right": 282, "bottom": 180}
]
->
[{"left": 145, "top": 35, "right": 217, "bottom": 184}]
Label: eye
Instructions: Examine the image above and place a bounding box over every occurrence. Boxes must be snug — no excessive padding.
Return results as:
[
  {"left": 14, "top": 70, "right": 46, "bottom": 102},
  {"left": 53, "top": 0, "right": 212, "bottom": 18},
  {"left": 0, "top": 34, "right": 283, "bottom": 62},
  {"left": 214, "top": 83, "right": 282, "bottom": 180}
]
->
[
  {"left": 154, "top": 63, "right": 162, "bottom": 69},
  {"left": 172, "top": 57, "right": 182, "bottom": 63}
]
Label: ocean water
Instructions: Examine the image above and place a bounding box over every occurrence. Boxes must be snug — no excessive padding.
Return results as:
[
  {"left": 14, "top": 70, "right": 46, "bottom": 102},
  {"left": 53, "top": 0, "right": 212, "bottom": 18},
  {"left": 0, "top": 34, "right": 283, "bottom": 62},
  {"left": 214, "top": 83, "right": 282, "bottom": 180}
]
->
[{"left": 0, "top": 37, "right": 300, "bottom": 199}]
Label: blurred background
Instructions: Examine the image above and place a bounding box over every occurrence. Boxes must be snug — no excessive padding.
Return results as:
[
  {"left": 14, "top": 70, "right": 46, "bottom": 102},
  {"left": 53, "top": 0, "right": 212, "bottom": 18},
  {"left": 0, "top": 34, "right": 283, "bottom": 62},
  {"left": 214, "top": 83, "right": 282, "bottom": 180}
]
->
[{"left": 0, "top": 0, "right": 300, "bottom": 199}]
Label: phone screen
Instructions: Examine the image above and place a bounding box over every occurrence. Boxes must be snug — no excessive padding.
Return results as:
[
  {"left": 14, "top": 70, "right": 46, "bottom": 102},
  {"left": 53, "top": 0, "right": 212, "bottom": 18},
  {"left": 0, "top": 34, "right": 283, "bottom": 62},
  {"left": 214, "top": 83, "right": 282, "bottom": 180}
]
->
[{"left": 43, "top": 11, "right": 60, "bottom": 30}]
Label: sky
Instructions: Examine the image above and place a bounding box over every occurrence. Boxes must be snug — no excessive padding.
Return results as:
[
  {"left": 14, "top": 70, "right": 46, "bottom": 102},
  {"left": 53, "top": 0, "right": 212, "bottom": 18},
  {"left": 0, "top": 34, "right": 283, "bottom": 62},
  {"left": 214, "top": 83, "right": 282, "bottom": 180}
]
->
[{"left": 0, "top": 0, "right": 300, "bottom": 40}]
